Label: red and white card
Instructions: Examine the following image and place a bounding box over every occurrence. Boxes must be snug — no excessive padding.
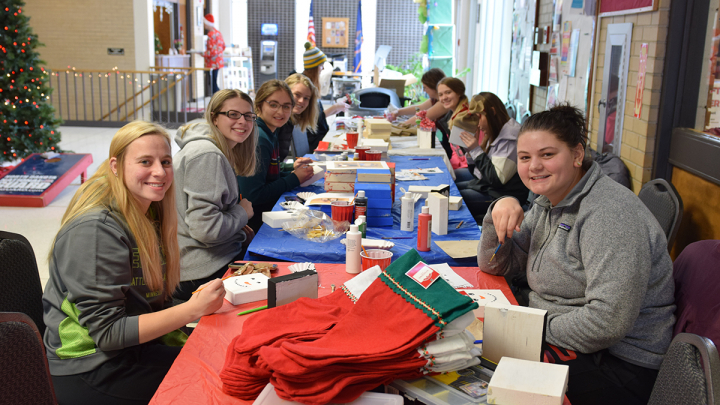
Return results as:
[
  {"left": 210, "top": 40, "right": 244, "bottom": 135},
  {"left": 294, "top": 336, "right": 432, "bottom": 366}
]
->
[{"left": 406, "top": 262, "right": 441, "bottom": 289}]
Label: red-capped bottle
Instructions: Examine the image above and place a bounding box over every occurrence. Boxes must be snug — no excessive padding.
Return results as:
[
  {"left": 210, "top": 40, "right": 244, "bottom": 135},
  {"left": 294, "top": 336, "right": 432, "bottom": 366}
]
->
[{"left": 417, "top": 206, "right": 432, "bottom": 252}]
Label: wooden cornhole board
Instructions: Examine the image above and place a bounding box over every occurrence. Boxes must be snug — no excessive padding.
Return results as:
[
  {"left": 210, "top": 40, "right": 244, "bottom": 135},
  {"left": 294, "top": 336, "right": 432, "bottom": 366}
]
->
[{"left": 0, "top": 153, "right": 93, "bottom": 207}]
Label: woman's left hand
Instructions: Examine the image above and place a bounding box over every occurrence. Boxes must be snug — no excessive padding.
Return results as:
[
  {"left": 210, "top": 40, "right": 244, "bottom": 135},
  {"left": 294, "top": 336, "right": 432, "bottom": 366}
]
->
[
  {"left": 460, "top": 131, "right": 480, "bottom": 150},
  {"left": 293, "top": 157, "right": 313, "bottom": 169}
]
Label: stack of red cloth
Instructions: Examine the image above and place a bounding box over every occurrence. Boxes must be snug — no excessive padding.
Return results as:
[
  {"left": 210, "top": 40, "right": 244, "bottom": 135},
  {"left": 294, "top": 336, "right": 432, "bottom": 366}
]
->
[{"left": 219, "top": 249, "right": 479, "bottom": 404}]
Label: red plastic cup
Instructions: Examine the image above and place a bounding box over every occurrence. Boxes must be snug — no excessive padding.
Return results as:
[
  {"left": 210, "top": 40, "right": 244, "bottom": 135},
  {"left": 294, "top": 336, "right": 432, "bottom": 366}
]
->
[
  {"left": 346, "top": 132, "right": 359, "bottom": 149},
  {"left": 365, "top": 150, "right": 382, "bottom": 161},
  {"left": 354, "top": 145, "right": 371, "bottom": 160},
  {"left": 360, "top": 249, "right": 393, "bottom": 271},
  {"left": 331, "top": 201, "right": 355, "bottom": 223}
]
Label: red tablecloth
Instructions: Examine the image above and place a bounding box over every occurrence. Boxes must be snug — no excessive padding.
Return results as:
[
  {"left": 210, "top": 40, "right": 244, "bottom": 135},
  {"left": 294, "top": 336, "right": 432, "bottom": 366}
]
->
[{"left": 150, "top": 263, "right": 516, "bottom": 405}]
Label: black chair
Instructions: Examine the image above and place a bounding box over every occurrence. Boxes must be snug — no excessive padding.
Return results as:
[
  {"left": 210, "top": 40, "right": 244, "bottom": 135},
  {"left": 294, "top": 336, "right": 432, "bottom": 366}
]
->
[
  {"left": 0, "top": 312, "right": 57, "bottom": 404},
  {"left": 648, "top": 333, "right": 720, "bottom": 405},
  {"left": 0, "top": 231, "right": 46, "bottom": 336},
  {"left": 347, "top": 88, "right": 401, "bottom": 117},
  {"left": 638, "top": 179, "right": 683, "bottom": 249}
]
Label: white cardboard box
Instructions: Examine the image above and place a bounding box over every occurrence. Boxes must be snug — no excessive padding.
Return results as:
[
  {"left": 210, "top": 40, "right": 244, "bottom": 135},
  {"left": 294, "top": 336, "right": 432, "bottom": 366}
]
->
[
  {"left": 262, "top": 211, "right": 299, "bottom": 228},
  {"left": 417, "top": 128, "right": 433, "bottom": 149},
  {"left": 483, "top": 302, "right": 547, "bottom": 364},
  {"left": 488, "top": 357, "right": 569, "bottom": 405},
  {"left": 223, "top": 273, "right": 270, "bottom": 305},
  {"left": 408, "top": 184, "right": 450, "bottom": 199},
  {"left": 300, "top": 165, "right": 325, "bottom": 187},
  {"left": 428, "top": 192, "right": 448, "bottom": 236}
]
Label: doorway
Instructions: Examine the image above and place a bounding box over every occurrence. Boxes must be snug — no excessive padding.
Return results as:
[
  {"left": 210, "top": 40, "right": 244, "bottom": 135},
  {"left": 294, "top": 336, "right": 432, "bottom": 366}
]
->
[{"left": 597, "top": 23, "right": 633, "bottom": 154}]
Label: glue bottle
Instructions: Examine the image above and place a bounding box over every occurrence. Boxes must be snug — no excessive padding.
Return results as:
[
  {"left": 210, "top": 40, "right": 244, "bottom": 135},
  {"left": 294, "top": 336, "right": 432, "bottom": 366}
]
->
[
  {"left": 418, "top": 206, "right": 432, "bottom": 252},
  {"left": 401, "top": 192, "right": 414, "bottom": 231},
  {"left": 356, "top": 215, "right": 367, "bottom": 238},
  {"left": 354, "top": 190, "right": 367, "bottom": 220},
  {"left": 346, "top": 224, "right": 362, "bottom": 274}
]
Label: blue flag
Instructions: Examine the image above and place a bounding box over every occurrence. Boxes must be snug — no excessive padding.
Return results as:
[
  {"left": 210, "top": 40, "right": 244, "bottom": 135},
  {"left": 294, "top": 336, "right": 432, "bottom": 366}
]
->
[{"left": 354, "top": 0, "right": 363, "bottom": 73}]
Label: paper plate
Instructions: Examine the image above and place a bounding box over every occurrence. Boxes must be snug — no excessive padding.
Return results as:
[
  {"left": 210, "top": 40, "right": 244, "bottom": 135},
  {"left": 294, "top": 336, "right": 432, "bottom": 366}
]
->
[
  {"left": 280, "top": 201, "right": 305, "bottom": 211},
  {"left": 297, "top": 192, "right": 317, "bottom": 201},
  {"left": 288, "top": 262, "right": 316, "bottom": 273},
  {"left": 341, "top": 238, "right": 394, "bottom": 250}
]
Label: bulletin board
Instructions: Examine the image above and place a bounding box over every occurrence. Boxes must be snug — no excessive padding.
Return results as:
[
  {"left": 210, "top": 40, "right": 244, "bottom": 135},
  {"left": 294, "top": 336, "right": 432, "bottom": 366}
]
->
[
  {"left": 322, "top": 18, "right": 349, "bottom": 48},
  {"left": 508, "top": 0, "right": 538, "bottom": 121},
  {"left": 546, "top": 0, "right": 596, "bottom": 119}
]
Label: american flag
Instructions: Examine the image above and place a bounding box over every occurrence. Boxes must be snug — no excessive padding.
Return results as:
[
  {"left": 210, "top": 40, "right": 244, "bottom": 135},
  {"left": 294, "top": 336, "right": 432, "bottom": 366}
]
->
[{"left": 307, "top": 0, "right": 316, "bottom": 46}]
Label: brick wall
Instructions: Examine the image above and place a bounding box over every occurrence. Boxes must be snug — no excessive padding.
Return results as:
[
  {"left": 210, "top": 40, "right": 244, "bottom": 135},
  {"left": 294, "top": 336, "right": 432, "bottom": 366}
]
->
[
  {"left": 24, "top": 0, "right": 137, "bottom": 71},
  {"left": 589, "top": 1, "right": 671, "bottom": 192}
]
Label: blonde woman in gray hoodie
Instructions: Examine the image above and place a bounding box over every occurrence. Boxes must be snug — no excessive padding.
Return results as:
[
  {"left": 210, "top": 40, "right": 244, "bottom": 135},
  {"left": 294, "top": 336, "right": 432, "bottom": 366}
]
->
[{"left": 173, "top": 89, "right": 258, "bottom": 300}]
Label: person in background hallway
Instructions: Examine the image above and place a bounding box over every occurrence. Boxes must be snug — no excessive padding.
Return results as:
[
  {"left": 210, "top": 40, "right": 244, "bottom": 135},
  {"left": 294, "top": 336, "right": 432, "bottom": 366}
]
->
[
  {"left": 478, "top": 104, "right": 675, "bottom": 405},
  {"left": 454, "top": 92, "right": 528, "bottom": 221},
  {"left": 203, "top": 14, "right": 225, "bottom": 95},
  {"left": 43, "top": 121, "right": 224, "bottom": 405},
  {"left": 237, "top": 80, "right": 314, "bottom": 232},
  {"left": 277, "top": 73, "right": 320, "bottom": 161},
  {"left": 302, "top": 42, "right": 349, "bottom": 151},
  {"left": 172, "top": 89, "right": 257, "bottom": 301}
]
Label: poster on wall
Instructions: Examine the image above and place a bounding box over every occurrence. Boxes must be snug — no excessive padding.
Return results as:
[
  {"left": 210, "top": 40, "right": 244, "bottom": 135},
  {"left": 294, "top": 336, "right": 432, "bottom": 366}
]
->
[
  {"left": 634, "top": 43, "right": 649, "bottom": 118},
  {"left": 599, "top": 0, "right": 656, "bottom": 17},
  {"left": 547, "top": 83, "right": 559, "bottom": 109},
  {"left": 322, "top": 18, "right": 349, "bottom": 48},
  {"left": 550, "top": 33, "right": 560, "bottom": 54},
  {"left": 553, "top": 0, "right": 563, "bottom": 31},
  {"left": 561, "top": 21, "right": 572, "bottom": 68},
  {"left": 549, "top": 57, "right": 559, "bottom": 81},
  {"left": 568, "top": 29, "right": 580, "bottom": 77}
]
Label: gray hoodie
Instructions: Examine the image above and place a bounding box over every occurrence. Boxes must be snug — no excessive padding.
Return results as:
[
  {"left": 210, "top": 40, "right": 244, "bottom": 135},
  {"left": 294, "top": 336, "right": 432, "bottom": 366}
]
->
[
  {"left": 478, "top": 162, "right": 675, "bottom": 369},
  {"left": 174, "top": 122, "right": 248, "bottom": 281}
]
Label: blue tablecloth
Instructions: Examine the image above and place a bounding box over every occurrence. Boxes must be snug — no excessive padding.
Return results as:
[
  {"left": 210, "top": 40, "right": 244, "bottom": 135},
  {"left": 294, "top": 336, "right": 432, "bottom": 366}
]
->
[{"left": 244, "top": 155, "right": 481, "bottom": 266}]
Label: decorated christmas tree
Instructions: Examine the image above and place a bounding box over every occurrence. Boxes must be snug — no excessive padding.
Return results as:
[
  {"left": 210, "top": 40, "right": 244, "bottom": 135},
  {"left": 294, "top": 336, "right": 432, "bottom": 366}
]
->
[{"left": 0, "top": 0, "right": 62, "bottom": 164}]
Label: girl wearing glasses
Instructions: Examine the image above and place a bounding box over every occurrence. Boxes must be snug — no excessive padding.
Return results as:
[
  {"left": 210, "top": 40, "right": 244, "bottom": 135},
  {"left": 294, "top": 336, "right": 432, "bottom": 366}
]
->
[
  {"left": 172, "top": 89, "right": 258, "bottom": 300},
  {"left": 238, "top": 79, "right": 315, "bottom": 232}
]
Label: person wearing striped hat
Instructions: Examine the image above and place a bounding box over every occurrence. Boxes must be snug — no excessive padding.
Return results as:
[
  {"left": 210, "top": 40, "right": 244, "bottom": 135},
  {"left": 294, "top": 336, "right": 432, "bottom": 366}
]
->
[{"left": 301, "top": 42, "right": 349, "bottom": 151}]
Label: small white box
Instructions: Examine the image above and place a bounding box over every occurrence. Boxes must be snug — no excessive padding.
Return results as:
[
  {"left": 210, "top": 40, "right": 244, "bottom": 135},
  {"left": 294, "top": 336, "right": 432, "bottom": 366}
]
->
[
  {"left": 428, "top": 192, "right": 448, "bottom": 236},
  {"left": 449, "top": 196, "right": 463, "bottom": 210},
  {"left": 488, "top": 357, "right": 569, "bottom": 405},
  {"left": 359, "top": 138, "right": 389, "bottom": 152},
  {"left": 300, "top": 165, "right": 325, "bottom": 187},
  {"left": 409, "top": 184, "right": 450, "bottom": 199},
  {"left": 262, "top": 211, "right": 299, "bottom": 228},
  {"left": 223, "top": 273, "right": 270, "bottom": 305},
  {"left": 417, "top": 129, "right": 433, "bottom": 149}
]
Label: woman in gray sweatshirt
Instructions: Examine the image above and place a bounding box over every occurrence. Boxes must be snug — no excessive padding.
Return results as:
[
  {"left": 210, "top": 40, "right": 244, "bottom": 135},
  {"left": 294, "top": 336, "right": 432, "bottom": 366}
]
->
[
  {"left": 478, "top": 105, "right": 675, "bottom": 405},
  {"left": 43, "top": 121, "right": 225, "bottom": 404},
  {"left": 173, "top": 89, "right": 257, "bottom": 300}
]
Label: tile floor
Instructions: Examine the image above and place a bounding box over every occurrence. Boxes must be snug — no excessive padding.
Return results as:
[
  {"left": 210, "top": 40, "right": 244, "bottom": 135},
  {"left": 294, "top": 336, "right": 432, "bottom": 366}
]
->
[{"left": 0, "top": 125, "right": 182, "bottom": 290}]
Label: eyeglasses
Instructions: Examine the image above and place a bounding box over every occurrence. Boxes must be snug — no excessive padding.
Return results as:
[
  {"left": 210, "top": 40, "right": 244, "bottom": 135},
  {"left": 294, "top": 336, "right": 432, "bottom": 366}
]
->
[
  {"left": 264, "top": 100, "right": 293, "bottom": 112},
  {"left": 217, "top": 110, "right": 257, "bottom": 121}
]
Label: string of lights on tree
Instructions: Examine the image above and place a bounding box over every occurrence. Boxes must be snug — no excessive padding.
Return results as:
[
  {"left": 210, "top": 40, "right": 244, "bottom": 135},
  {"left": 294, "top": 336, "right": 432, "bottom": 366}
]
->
[{"left": 0, "top": 0, "right": 62, "bottom": 163}]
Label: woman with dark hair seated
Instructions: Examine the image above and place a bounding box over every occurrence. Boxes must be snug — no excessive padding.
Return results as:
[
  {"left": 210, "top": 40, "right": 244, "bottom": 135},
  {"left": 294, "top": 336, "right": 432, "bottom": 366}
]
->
[
  {"left": 454, "top": 92, "right": 528, "bottom": 221},
  {"left": 478, "top": 104, "right": 675, "bottom": 405}
]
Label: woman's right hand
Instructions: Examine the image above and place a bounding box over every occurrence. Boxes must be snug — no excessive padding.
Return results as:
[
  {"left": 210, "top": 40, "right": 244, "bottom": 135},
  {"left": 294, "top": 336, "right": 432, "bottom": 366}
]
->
[
  {"left": 491, "top": 197, "right": 524, "bottom": 244},
  {"left": 293, "top": 164, "right": 314, "bottom": 183},
  {"left": 187, "top": 279, "right": 225, "bottom": 317},
  {"left": 239, "top": 198, "right": 254, "bottom": 219},
  {"left": 386, "top": 111, "right": 398, "bottom": 122}
]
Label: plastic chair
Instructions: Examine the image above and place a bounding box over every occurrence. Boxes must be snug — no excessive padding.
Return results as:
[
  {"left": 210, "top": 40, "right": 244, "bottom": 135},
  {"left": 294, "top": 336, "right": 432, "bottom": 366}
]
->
[
  {"left": 648, "top": 333, "right": 720, "bottom": 405},
  {"left": 520, "top": 110, "right": 532, "bottom": 125},
  {"left": 290, "top": 126, "right": 310, "bottom": 158},
  {"left": 0, "top": 231, "right": 45, "bottom": 336},
  {"left": 0, "top": 312, "right": 58, "bottom": 405},
  {"left": 505, "top": 102, "right": 517, "bottom": 121},
  {"left": 638, "top": 179, "right": 683, "bottom": 249}
]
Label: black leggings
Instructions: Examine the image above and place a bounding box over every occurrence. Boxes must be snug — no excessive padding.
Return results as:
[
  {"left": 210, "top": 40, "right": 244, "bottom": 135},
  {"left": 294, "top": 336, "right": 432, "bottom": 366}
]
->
[
  {"left": 543, "top": 344, "right": 659, "bottom": 405},
  {"left": 52, "top": 343, "right": 182, "bottom": 405}
]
